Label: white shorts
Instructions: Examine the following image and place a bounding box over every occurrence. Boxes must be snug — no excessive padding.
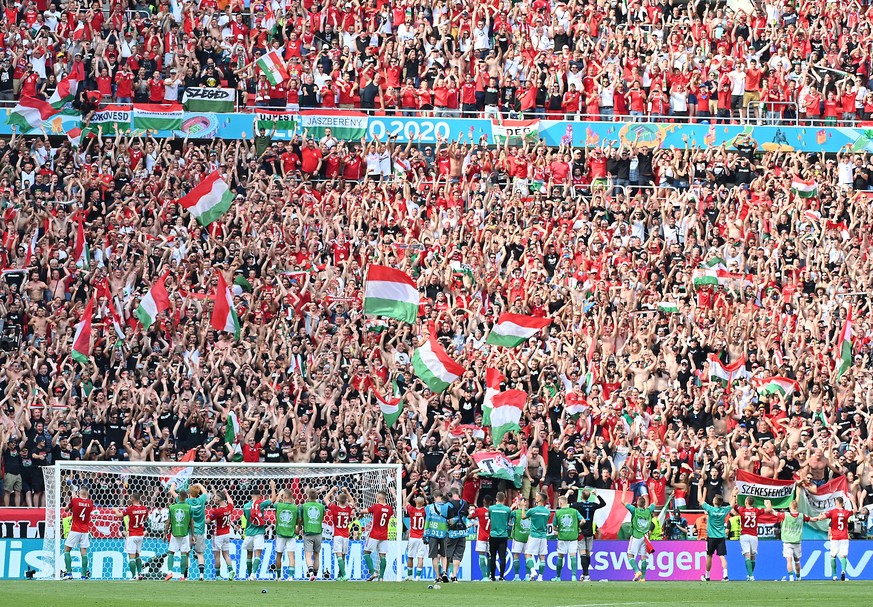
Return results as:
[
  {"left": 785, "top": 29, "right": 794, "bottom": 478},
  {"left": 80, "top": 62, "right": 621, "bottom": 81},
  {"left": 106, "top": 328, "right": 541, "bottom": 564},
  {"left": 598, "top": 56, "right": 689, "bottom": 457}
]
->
[
  {"left": 275, "top": 536, "right": 296, "bottom": 553},
  {"left": 168, "top": 535, "right": 190, "bottom": 553},
  {"left": 557, "top": 540, "right": 578, "bottom": 556},
  {"left": 213, "top": 533, "right": 232, "bottom": 552},
  {"left": 830, "top": 538, "right": 849, "bottom": 558},
  {"left": 124, "top": 535, "right": 144, "bottom": 555},
  {"left": 65, "top": 531, "right": 90, "bottom": 550},
  {"left": 475, "top": 540, "right": 490, "bottom": 554},
  {"left": 739, "top": 535, "right": 758, "bottom": 556},
  {"left": 192, "top": 533, "right": 206, "bottom": 553},
  {"left": 333, "top": 536, "right": 349, "bottom": 555},
  {"left": 627, "top": 536, "right": 647, "bottom": 557},
  {"left": 241, "top": 535, "right": 265, "bottom": 552},
  {"left": 511, "top": 540, "right": 527, "bottom": 555},
  {"left": 577, "top": 537, "right": 594, "bottom": 554},
  {"left": 783, "top": 543, "right": 802, "bottom": 560},
  {"left": 406, "top": 537, "right": 427, "bottom": 559},
  {"left": 365, "top": 538, "right": 390, "bottom": 554},
  {"left": 525, "top": 537, "right": 548, "bottom": 556}
]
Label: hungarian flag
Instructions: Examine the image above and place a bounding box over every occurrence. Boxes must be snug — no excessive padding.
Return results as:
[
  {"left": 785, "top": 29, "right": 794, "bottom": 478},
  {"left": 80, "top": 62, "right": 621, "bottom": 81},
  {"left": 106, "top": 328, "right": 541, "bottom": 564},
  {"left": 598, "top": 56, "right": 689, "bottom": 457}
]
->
[
  {"left": 835, "top": 306, "right": 853, "bottom": 379},
  {"left": 707, "top": 354, "right": 748, "bottom": 385},
  {"left": 482, "top": 367, "right": 505, "bottom": 426},
  {"left": 256, "top": 46, "right": 289, "bottom": 85},
  {"left": 736, "top": 470, "right": 796, "bottom": 508},
  {"left": 797, "top": 476, "right": 852, "bottom": 539},
  {"left": 48, "top": 64, "right": 84, "bottom": 109},
  {"left": 412, "top": 334, "right": 465, "bottom": 393},
  {"left": 71, "top": 297, "right": 94, "bottom": 363},
  {"left": 473, "top": 450, "right": 525, "bottom": 483},
  {"left": 23, "top": 230, "right": 38, "bottom": 267},
  {"left": 751, "top": 376, "right": 800, "bottom": 397},
  {"left": 373, "top": 379, "right": 403, "bottom": 428},
  {"left": 133, "top": 103, "right": 184, "bottom": 131},
  {"left": 74, "top": 216, "right": 90, "bottom": 267},
  {"left": 96, "top": 282, "right": 126, "bottom": 343},
  {"left": 66, "top": 126, "right": 82, "bottom": 148},
  {"left": 135, "top": 272, "right": 171, "bottom": 330},
  {"left": 449, "top": 424, "right": 485, "bottom": 440},
  {"left": 160, "top": 448, "right": 198, "bottom": 487},
  {"left": 364, "top": 265, "right": 419, "bottom": 324},
  {"left": 704, "top": 256, "right": 726, "bottom": 269},
  {"left": 490, "top": 389, "right": 526, "bottom": 445},
  {"left": 179, "top": 171, "right": 234, "bottom": 226},
  {"left": 693, "top": 268, "right": 753, "bottom": 291},
  {"left": 656, "top": 301, "right": 679, "bottom": 314},
  {"left": 565, "top": 392, "right": 587, "bottom": 417},
  {"left": 486, "top": 313, "right": 551, "bottom": 348},
  {"left": 211, "top": 271, "right": 241, "bottom": 339},
  {"left": 791, "top": 177, "right": 819, "bottom": 199},
  {"left": 6, "top": 96, "right": 56, "bottom": 131},
  {"left": 224, "top": 411, "right": 243, "bottom": 461},
  {"left": 588, "top": 488, "right": 632, "bottom": 539}
]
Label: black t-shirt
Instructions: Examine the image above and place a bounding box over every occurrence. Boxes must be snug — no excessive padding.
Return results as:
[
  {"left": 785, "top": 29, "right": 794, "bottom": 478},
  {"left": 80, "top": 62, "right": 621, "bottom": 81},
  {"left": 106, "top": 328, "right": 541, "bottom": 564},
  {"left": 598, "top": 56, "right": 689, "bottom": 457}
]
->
[
  {"left": 778, "top": 458, "right": 800, "bottom": 481},
  {"left": 422, "top": 447, "right": 445, "bottom": 472},
  {"left": 0, "top": 66, "right": 14, "bottom": 92}
]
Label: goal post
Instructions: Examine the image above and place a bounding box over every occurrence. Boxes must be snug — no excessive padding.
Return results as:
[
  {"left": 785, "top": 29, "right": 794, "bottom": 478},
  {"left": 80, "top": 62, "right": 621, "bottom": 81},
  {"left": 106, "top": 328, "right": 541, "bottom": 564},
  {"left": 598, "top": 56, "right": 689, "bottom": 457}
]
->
[{"left": 44, "top": 461, "right": 404, "bottom": 581}]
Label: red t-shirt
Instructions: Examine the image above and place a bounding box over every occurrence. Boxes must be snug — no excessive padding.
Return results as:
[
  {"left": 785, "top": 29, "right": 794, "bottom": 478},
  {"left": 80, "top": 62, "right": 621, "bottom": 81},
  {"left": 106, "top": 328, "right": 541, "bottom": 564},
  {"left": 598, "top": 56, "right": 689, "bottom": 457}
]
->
[
  {"left": 406, "top": 505, "right": 425, "bottom": 539},
  {"left": 301, "top": 147, "right": 323, "bottom": 174},
  {"left": 824, "top": 508, "right": 853, "bottom": 540},
  {"left": 367, "top": 503, "right": 394, "bottom": 540},
  {"left": 124, "top": 504, "right": 150, "bottom": 537},
  {"left": 328, "top": 503, "right": 353, "bottom": 538},
  {"left": 70, "top": 497, "right": 95, "bottom": 533},
  {"left": 737, "top": 506, "right": 764, "bottom": 536},
  {"left": 210, "top": 504, "right": 235, "bottom": 536},
  {"left": 470, "top": 506, "right": 491, "bottom": 541},
  {"left": 242, "top": 442, "right": 261, "bottom": 463}
]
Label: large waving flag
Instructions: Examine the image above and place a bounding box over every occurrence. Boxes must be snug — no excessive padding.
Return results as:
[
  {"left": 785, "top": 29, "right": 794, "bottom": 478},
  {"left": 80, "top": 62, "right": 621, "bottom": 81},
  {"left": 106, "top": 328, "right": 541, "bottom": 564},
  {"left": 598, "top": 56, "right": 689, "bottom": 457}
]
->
[
  {"left": 486, "top": 313, "right": 551, "bottom": 348},
  {"left": 179, "top": 172, "right": 234, "bottom": 226},
  {"left": 373, "top": 379, "right": 403, "bottom": 428},
  {"left": 135, "top": 272, "right": 171, "bottom": 330},
  {"left": 736, "top": 470, "right": 796, "bottom": 508},
  {"left": 751, "top": 376, "right": 800, "bottom": 397},
  {"left": 412, "top": 334, "right": 465, "bottom": 393},
  {"left": 490, "top": 389, "right": 527, "bottom": 445},
  {"left": 71, "top": 298, "right": 94, "bottom": 363},
  {"left": 48, "top": 63, "right": 84, "bottom": 109},
  {"left": 482, "top": 367, "right": 505, "bottom": 426},
  {"left": 797, "top": 476, "right": 852, "bottom": 539},
  {"left": 790, "top": 177, "right": 819, "bottom": 199},
  {"left": 256, "top": 46, "right": 289, "bottom": 85},
  {"left": 590, "top": 489, "right": 632, "bottom": 539},
  {"left": 707, "top": 354, "right": 748, "bottom": 385},
  {"left": 224, "top": 411, "right": 243, "bottom": 462},
  {"left": 364, "top": 265, "right": 419, "bottom": 324},
  {"left": 6, "top": 96, "right": 57, "bottom": 131},
  {"left": 835, "top": 307, "right": 853, "bottom": 379},
  {"left": 211, "top": 271, "right": 241, "bottom": 339}
]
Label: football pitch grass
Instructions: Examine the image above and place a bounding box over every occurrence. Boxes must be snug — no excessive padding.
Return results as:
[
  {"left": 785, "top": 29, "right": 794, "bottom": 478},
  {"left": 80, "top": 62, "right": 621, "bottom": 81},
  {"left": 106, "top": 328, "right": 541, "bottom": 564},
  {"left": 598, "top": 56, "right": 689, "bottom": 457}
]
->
[{"left": 4, "top": 580, "right": 873, "bottom": 607}]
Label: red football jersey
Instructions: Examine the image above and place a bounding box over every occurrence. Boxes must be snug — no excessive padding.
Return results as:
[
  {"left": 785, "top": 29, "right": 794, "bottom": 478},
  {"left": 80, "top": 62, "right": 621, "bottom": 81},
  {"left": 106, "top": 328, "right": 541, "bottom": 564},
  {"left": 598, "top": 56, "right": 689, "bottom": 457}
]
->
[
  {"left": 470, "top": 507, "right": 491, "bottom": 541},
  {"left": 406, "top": 505, "right": 425, "bottom": 540},
  {"left": 367, "top": 503, "right": 394, "bottom": 540},
  {"left": 737, "top": 506, "right": 764, "bottom": 536},
  {"left": 124, "top": 505, "right": 150, "bottom": 537},
  {"left": 210, "top": 505, "right": 235, "bottom": 536},
  {"left": 70, "top": 497, "right": 95, "bottom": 533},
  {"left": 825, "top": 508, "right": 853, "bottom": 541},
  {"left": 328, "top": 504, "right": 353, "bottom": 539}
]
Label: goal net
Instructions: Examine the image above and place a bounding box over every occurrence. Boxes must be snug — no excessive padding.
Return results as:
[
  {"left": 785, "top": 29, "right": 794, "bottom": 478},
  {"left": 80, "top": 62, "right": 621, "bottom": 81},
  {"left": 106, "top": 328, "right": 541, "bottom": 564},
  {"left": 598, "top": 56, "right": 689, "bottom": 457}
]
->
[{"left": 43, "top": 462, "right": 403, "bottom": 581}]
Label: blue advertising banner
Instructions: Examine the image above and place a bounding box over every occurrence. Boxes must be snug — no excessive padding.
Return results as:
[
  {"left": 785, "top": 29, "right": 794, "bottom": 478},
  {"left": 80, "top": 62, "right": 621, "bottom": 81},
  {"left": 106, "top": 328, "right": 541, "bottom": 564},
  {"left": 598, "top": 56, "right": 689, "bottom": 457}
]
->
[{"left": 3, "top": 538, "right": 873, "bottom": 581}]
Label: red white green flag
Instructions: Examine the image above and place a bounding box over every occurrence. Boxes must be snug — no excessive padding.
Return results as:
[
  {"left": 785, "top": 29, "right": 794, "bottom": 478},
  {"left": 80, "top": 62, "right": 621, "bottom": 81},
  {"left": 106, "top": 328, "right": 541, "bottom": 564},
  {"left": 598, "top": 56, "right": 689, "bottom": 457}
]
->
[
  {"left": 707, "top": 354, "right": 748, "bottom": 385},
  {"left": 256, "top": 47, "right": 289, "bottom": 85},
  {"left": 482, "top": 367, "right": 505, "bottom": 426},
  {"left": 71, "top": 297, "right": 94, "bottom": 363},
  {"left": 751, "top": 376, "right": 800, "bottom": 397},
  {"left": 135, "top": 271, "right": 171, "bottom": 330},
  {"left": 179, "top": 171, "right": 234, "bottom": 226},
  {"left": 486, "top": 313, "right": 551, "bottom": 348},
  {"left": 210, "top": 271, "right": 241, "bottom": 339},
  {"left": 364, "top": 264, "right": 419, "bottom": 324},
  {"left": 490, "top": 389, "right": 527, "bottom": 445},
  {"left": 835, "top": 306, "right": 853, "bottom": 379},
  {"left": 412, "top": 334, "right": 465, "bottom": 393}
]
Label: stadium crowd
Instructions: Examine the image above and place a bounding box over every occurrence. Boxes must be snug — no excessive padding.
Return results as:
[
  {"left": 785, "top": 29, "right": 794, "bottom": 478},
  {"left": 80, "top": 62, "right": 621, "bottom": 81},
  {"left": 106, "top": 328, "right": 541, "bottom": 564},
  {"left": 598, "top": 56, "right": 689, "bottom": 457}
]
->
[
  {"left": 2, "top": 0, "right": 873, "bottom": 123},
  {"left": 0, "top": 0, "right": 872, "bottom": 541}
]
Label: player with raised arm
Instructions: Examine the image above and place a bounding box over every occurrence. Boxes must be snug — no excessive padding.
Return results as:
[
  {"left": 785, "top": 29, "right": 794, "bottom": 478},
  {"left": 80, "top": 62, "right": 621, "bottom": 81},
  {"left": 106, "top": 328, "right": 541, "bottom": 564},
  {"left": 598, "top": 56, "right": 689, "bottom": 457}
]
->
[
  {"left": 270, "top": 480, "right": 299, "bottom": 581},
  {"left": 300, "top": 488, "right": 327, "bottom": 581},
  {"left": 620, "top": 492, "right": 655, "bottom": 582},
  {"left": 509, "top": 497, "right": 531, "bottom": 581},
  {"left": 170, "top": 482, "right": 209, "bottom": 580},
  {"left": 164, "top": 490, "right": 193, "bottom": 581},
  {"left": 553, "top": 495, "right": 584, "bottom": 582},
  {"left": 405, "top": 494, "right": 427, "bottom": 581},
  {"left": 208, "top": 490, "right": 235, "bottom": 580},
  {"left": 765, "top": 497, "right": 810, "bottom": 581},
  {"left": 812, "top": 496, "right": 855, "bottom": 581},
  {"left": 364, "top": 490, "right": 395, "bottom": 581},
  {"left": 242, "top": 486, "right": 273, "bottom": 581},
  {"left": 469, "top": 495, "right": 492, "bottom": 581},
  {"left": 569, "top": 488, "right": 607, "bottom": 581},
  {"left": 731, "top": 488, "right": 764, "bottom": 581},
  {"left": 119, "top": 492, "right": 149, "bottom": 580},
  {"left": 521, "top": 491, "right": 552, "bottom": 581},
  {"left": 326, "top": 485, "right": 355, "bottom": 581},
  {"left": 698, "top": 489, "right": 732, "bottom": 582},
  {"left": 64, "top": 487, "right": 94, "bottom": 579},
  {"left": 424, "top": 493, "right": 449, "bottom": 588},
  {"left": 487, "top": 491, "right": 512, "bottom": 582}
]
